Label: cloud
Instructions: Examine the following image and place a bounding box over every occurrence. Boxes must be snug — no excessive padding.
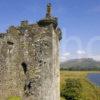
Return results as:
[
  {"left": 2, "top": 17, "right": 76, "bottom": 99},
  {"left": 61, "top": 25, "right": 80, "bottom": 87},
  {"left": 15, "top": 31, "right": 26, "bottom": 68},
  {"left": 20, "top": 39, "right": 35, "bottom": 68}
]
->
[
  {"left": 60, "top": 51, "right": 100, "bottom": 62},
  {"left": 89, "top": 55, "right": 100, "bottom": 61},
  {"left": 60, "top": 52, "right": 71, "bottom": 62},
  {"left": 64, "top": 52, "right": 71, "bottom": 56},
  {"left": 77, "top": 50, "right": 86, "bottom": 55}
]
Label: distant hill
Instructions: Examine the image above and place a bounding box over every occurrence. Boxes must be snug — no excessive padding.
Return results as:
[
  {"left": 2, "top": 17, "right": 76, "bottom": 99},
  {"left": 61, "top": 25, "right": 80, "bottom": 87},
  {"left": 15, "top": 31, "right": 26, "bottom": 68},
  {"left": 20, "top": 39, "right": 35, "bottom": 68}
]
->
[{"left": 60, "top": 58, "right": 100, "bottom": 71}]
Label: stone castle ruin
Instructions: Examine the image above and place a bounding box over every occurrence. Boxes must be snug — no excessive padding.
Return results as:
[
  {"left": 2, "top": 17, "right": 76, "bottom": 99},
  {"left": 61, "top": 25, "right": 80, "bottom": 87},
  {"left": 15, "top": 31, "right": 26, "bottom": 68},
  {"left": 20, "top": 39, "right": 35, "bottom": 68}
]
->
[{"left": 0, "top": 3, "right": 62, "bottom": 100}]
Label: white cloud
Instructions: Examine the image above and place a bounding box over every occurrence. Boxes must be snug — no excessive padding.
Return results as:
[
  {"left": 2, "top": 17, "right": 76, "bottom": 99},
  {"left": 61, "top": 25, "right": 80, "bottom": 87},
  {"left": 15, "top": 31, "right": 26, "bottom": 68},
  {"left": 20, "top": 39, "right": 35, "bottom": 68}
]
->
[
  {"left": 60, "top": 52, "right": 71, "bottom": 62},
  {"left": 77, "top": 50, "right": 86, "bottom": 55},
  {"left": 60, "top": 50, "right": 100, "bottom": 62},
  {"left": 89, "top": 55, "right": 100, "bottom": 61},
  {"left": 60, "top": 56, "right": 67, "bottom": 62},
  {"left": 64, "top": 52, "right": 71, "bottom": 56}
]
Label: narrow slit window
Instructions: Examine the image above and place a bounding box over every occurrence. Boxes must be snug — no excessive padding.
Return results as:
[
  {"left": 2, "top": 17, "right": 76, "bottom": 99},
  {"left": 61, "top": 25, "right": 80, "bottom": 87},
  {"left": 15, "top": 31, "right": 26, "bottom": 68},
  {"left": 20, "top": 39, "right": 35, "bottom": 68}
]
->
[
  {"left": 7, "top": 41, "right": 14, "bottom": 45},
  {"left": 21, "top": 62, "right": 27, "bottom": 74}
]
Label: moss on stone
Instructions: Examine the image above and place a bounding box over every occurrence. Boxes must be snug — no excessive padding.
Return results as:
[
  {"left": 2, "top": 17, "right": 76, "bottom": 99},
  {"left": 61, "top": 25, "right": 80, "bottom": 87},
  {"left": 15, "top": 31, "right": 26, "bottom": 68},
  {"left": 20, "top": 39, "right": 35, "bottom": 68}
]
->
[{"left": 7, "top": 96, "right": 21, "bottom": 100}]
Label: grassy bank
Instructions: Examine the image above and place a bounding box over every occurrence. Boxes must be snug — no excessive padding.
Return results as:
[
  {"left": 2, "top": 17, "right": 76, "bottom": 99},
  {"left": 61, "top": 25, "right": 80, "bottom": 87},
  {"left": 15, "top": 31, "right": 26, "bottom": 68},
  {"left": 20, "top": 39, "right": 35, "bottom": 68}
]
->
[{"left": 60, "top": 71, "right": 100, "bottom": 100}]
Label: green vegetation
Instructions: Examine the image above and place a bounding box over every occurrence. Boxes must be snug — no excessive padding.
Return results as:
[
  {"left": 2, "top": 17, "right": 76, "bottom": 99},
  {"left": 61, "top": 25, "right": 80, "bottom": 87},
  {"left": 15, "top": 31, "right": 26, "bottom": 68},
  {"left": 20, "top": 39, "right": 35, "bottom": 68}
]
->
[
  {"left": 61, "top": 58, "right": 100, "bottom": 71},
  {"left": 7, "top": 96, "right": 21, "bottom": 100},
  {"left": 61, "top": 79, "right": 82, "bottom": 100},
  {"left": 60, "top": 71, "right": 100, "bottom": 100}
]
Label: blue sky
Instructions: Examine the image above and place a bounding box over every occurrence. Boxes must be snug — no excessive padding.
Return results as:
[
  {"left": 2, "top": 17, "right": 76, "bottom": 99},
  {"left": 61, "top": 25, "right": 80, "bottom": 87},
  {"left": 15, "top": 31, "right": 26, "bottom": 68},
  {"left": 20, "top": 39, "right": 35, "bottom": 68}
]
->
[{"left": 0, "top": 0, "right": 100, "bottom": 62}]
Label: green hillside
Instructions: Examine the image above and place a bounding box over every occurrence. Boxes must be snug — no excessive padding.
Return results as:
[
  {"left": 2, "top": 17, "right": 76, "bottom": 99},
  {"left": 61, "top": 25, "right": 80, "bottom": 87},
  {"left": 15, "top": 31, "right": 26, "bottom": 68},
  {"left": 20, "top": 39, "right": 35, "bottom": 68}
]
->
[{"left": 61, "top": 58, "right": 100, "bottom": 71}]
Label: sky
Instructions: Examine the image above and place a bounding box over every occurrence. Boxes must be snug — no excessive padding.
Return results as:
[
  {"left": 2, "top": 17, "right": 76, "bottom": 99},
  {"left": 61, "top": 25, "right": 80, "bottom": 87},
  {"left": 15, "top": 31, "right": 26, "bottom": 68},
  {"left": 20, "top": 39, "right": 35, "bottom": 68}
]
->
[{"left": 0, "top": 0, "right": 100, "bottom": 62}]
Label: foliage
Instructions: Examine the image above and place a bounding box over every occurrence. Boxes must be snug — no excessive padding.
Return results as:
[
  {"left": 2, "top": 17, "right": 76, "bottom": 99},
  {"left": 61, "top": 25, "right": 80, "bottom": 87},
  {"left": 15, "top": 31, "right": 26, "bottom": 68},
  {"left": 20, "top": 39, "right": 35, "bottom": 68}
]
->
[
  {"left": 61, "top": 78, "right": 82, "bottom": 100},
  {"left": 60, "top": 71, "right": 100, "bottom": 100},
  {"left": 7, "top": 96, "right": 21, "bottom": 100}
]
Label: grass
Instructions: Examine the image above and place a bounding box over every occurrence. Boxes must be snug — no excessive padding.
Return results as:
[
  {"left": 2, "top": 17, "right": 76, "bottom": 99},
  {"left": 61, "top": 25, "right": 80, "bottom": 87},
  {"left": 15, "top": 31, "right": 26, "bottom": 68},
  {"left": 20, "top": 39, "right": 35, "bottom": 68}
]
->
[{"left": 60, "top": 71, "right": 100, "bottom": 100}]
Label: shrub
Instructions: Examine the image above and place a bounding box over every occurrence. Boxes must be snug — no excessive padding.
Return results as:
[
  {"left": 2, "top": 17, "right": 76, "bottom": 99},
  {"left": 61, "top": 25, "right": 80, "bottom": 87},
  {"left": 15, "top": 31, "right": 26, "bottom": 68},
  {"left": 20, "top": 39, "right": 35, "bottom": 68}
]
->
[{"left": 61, "top": 78, "right": 82, "bottom": 100}]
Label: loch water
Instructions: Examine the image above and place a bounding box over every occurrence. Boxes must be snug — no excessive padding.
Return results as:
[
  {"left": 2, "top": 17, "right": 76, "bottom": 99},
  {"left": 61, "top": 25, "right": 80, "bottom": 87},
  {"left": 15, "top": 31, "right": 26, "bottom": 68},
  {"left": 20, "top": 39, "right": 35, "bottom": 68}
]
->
[{"left": 87, "top": 73, "right": 100, "bottom": 87}]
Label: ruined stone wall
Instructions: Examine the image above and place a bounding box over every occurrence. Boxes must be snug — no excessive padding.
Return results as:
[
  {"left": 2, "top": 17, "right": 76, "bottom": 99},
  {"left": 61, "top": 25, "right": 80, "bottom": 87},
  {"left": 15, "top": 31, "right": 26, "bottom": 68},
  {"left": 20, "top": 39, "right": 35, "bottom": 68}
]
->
[
  {"left": 0, "top": 35, "right": 8, "bottom": 100},
  {"left": 0, "top": 21, "right": 61, "bottom": 100}
]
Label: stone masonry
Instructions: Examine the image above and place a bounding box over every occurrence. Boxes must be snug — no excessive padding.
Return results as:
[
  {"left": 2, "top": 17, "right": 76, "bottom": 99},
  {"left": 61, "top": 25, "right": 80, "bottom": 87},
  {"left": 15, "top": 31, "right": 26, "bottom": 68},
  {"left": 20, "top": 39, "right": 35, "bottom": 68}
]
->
[{"left": 0, "top": 3, "right": 62, "bottom": 100}]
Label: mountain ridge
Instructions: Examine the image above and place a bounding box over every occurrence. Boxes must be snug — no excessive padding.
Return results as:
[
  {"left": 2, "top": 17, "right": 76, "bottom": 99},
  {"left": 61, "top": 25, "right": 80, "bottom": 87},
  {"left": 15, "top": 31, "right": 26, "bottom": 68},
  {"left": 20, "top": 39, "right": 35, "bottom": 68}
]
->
[{"left": 60, "top": 58, "right": 100, "bottom": 71}]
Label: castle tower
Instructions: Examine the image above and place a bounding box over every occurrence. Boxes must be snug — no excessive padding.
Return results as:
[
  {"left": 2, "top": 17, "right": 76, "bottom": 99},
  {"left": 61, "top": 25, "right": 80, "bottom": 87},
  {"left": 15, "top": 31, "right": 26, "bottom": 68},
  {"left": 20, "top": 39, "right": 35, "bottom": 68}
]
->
[{"left": 0, "top": 3, "right": 62, "bottom": 100}]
